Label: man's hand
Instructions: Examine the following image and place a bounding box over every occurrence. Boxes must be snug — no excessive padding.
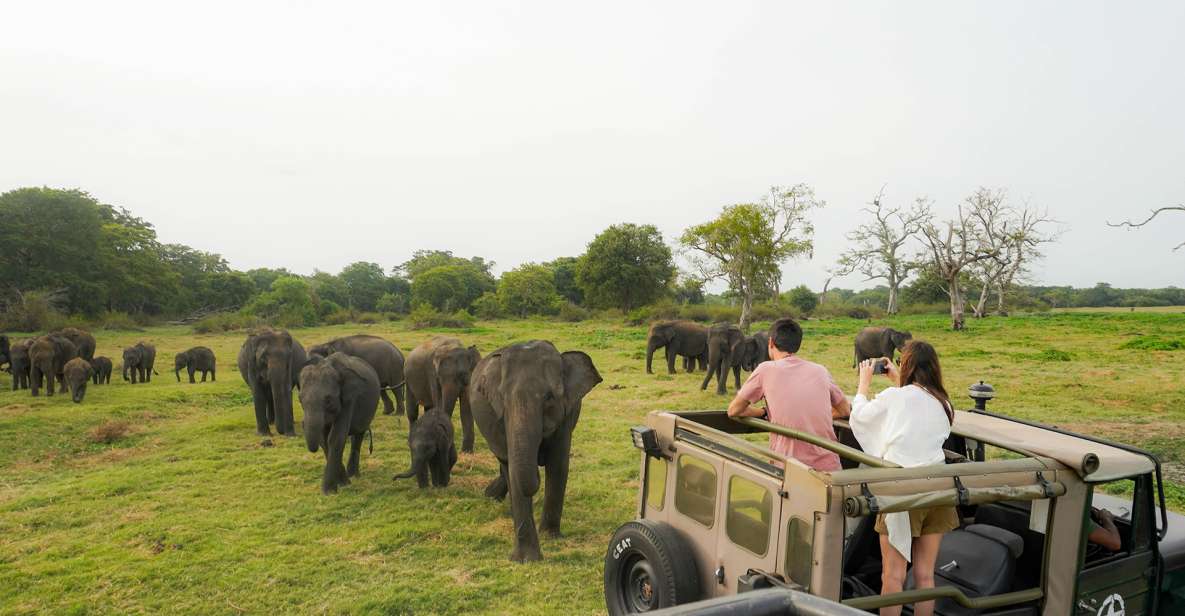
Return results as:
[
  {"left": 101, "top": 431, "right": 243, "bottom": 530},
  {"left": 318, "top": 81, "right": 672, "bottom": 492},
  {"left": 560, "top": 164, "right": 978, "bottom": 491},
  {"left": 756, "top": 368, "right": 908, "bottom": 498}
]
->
[{"left": 727, "top": 394, "right": 766, "bottom": 418}]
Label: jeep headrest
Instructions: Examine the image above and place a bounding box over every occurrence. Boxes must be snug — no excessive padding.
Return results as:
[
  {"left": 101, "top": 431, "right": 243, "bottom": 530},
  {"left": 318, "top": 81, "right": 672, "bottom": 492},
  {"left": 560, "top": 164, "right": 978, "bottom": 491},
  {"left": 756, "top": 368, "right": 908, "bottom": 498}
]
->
[{"left": 965, "top": 524, "right": 1024, "bottom": 559}]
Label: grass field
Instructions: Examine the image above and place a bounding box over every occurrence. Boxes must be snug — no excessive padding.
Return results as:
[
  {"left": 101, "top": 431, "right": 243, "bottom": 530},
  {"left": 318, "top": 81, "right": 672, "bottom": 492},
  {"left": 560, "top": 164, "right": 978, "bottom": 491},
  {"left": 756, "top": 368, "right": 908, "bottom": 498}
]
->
[{"left": 2, "top": 312, "right": 1184, "bottom": 614}]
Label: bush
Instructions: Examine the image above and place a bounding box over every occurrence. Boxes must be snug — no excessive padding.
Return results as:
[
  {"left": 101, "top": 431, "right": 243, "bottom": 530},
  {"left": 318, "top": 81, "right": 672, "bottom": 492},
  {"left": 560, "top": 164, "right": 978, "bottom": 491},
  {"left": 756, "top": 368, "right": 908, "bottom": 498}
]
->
[
  {"left": 192, "top": 312, "right": 263, "bottom": 334},
  {"left": 88, "top": 420, "right": 131, "bottom": 444},
  {"left": 897, "top": 302, "right": 948, "bottom": 315},
  {"left": 813, "top": 302, "right": 885, "bottom": 320},
  {"left": 376, "top": 292, "right": 409, "bottom": 314},
  {"left": 472, "top": 292, "right": 505, "bottom": 320},
  {"left": 94, "top": 311, "right": 142, "bottom": 331},
  {"left": 0, "top": 289, "right": 69, "bottom": 332},
  {"left": 317, "top": 300, "right": 343, "bottom": 318},
  {"left": 408, "top": 305, "right": 476, "bottom": 329},
  {"left": 679, "top": 304, "right": 713, "bottom": 322},
  {"left": 557, "top": 302, "right": 590, "bottom": 322},
  {"left": 1119, "top": 337, "right": 1185, "bottom": 351},
  {"left": 749, "top": 302, "right": 799, "bottom": 322},
  {"left": 323, "top": 309, "right": 354, "bottom": 325},
  {"left": 355, "top": 312, "right": 381, "bottom": 324},
  {"left": 784, "top": 285, "right": 819, "bottom": 315}
]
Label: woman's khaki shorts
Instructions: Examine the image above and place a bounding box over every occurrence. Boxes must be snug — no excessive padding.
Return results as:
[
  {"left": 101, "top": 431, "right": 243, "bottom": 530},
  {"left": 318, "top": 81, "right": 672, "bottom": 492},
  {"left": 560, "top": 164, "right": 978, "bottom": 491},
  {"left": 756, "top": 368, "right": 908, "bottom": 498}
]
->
[{"left": 875, "top": 506, "right": 960, "bottom": 536}]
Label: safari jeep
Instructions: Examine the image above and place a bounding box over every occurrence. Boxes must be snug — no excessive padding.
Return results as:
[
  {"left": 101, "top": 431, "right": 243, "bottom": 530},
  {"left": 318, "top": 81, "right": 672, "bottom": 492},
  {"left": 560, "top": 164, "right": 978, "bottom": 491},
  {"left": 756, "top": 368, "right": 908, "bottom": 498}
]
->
[{"left": 603, "top": 385, "right": 1185, "bottom": 615}]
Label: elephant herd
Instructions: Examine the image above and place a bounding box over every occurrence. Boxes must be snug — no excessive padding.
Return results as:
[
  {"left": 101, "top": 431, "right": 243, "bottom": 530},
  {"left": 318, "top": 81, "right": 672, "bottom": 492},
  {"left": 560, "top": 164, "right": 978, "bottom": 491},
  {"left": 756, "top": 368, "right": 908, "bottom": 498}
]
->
[
  {"left": 238, "top": 328, "right": 603, "bottom": 562},
  {"left": 645, "top": 320, "right": 912, "bottom": 392}
]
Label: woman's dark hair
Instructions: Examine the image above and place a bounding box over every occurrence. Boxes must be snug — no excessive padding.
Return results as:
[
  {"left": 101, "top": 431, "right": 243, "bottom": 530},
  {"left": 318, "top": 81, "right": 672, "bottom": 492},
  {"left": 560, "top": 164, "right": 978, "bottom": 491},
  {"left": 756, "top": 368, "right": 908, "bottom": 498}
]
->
[
  {"left": 897, "top": 340, "right": 953, "bottom": 424},
  {"left": 768, "top": 317, "right": 803, "bottom": 353}
]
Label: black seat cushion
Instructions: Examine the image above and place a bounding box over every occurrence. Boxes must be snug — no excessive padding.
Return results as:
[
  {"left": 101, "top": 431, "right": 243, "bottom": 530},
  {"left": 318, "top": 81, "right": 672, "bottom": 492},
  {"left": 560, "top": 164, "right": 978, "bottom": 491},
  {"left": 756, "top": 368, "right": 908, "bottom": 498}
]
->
[{"left": 906, "top": 524, "right": 1024, "bottom": 616}]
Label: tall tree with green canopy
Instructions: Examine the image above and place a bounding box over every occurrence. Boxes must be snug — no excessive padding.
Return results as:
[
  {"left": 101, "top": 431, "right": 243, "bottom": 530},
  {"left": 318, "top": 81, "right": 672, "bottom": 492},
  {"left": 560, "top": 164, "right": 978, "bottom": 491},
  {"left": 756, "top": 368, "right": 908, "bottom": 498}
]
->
[
  {"left": 410, "top": 264, "right": 493, "bottom": 312},
  {"left": 337, "top": 262, "right": 389, "bottom": 311},
  {"left": 545, "top": 256, "right": 583, "bottom": 305},
  {"left": 396, "top": 249, "right": 494, "bottom": 280},
  {"left": 497, "top": 263, "right": 562, "bottom": 316},
  {"left": 681, "top": 184, "right": 823, "bottom": 331},
  {"left": 575, "top": 223, "right": 675, "bottom": 312}
]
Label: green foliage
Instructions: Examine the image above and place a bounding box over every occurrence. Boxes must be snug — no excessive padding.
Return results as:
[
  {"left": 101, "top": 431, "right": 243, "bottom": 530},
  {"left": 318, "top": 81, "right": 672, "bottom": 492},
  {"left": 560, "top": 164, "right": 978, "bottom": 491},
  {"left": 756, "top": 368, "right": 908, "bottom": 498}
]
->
[
  {"left": 497, "top": 263, "right": 562, "bottom": 317},
  {"left": 471, "top": 292, "right": 505, "bottom": 319},
  {"left": 813, "top": 302, "right": 885, "bottom": 320},
  {"left": 784, "top": 285, "right": 819, "bottom": 315},
  {"left": 245, "top": 268, "right": 295, "bottom": 294},
  {"left": 397, "top": 250, "right": 494, "bottom": 280},
  {"left": 308, "top": 270, "right": 349, "bottom": 307},
  {"left": 93, "top": 311, "right": 143, "bottom": 331},
  {"left": 673, "top": 276, "right": 705, "bottom": 305},
  {"left": 244, "top": 276, "right": 319, "bottom": 328},
  {"left": 1014, "top": 348, "right": 1074, "bottom": 362},
  {"left": 375, "top": 292, "right": 409, "bottom": 314},
  {"left": 191, "top": 312, "right": 263, "bottom": 333},
  {"left": 576, "top": 223, "right": 675, "bottom": 311},
  {"left": 0, "top": 289, "right": 70, "bottom": 332},
  {"left": 317, "top": 299, "right": 343, "bottom": 318},
  {"left": 407, "top": 305, "right": 475, "bottom": 329},
  {"left": 1119, "top": 337, "right": 1185, "bottom": 351},
  {"left": 338, "top": 262, "right": 388, "bottom": 311},
  {"left": 557, "top": 302, "right": 590, "bottom": 322},
  {"left": 546, "top": 256, "right": 584, "bottom": 305},
  {"left": 410, "top": 264, "right": 494, "bottom": 312}
]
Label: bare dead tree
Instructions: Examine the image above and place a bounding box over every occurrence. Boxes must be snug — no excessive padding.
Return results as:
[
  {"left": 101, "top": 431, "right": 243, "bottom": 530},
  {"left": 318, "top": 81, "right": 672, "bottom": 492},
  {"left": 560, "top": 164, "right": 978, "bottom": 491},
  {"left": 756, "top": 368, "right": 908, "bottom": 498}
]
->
[
  {"left": 833, "top": 189, "right": 932, "bottom": 314},
  {"left": 920, "top": 188, "right": 1007, "bottom": 330},
  {"left": 1108, "top": 206, "right": 1185, "bottom": 251}
]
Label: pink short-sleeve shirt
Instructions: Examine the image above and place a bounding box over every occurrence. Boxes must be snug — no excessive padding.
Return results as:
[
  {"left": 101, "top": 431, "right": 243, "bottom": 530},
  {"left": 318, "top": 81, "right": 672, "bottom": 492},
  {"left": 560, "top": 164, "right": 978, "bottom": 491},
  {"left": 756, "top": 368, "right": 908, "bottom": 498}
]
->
[{"left": 736, "top": 355, "right": 845, "bottom": 472}]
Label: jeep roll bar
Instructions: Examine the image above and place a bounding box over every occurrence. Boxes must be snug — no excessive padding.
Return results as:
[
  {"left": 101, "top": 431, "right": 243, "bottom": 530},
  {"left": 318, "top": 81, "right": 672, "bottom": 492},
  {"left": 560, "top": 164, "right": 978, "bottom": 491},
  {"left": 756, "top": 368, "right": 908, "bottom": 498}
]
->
[{"left": 646, "top": 588, "right": 870, "bottom": 616}]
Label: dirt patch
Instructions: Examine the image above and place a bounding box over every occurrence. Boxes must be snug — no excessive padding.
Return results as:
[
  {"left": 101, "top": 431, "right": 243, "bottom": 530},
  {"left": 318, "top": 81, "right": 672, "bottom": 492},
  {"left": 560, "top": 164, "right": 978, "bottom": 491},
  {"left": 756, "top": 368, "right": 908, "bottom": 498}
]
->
[{"left": 89, "top": 420, "right": 132, "bottom": 444}]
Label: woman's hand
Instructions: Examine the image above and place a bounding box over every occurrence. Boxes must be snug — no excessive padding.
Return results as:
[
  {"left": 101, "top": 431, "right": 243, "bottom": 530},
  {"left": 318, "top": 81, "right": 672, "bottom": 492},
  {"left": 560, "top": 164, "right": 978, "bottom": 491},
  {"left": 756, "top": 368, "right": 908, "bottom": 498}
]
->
[
  {"left": 882, "top": 357, "right": 900, "bottom": 386},
  {"left": 857, "top": 359, "right": 875, "bottom": 397}
]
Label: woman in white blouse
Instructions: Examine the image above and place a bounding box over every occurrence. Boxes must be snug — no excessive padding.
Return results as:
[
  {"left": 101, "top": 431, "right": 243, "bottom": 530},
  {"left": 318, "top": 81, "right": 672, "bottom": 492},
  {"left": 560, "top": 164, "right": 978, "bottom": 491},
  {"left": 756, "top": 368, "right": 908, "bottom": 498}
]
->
[{"left": 849, "top": 340, "right": 956, "bottom": 616}]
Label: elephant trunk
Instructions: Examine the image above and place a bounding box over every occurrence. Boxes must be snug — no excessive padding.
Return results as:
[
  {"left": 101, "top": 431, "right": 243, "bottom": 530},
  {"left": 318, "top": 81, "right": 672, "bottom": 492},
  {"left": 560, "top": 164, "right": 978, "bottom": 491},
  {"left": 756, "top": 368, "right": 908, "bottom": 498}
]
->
[
  {"left": 439, "top": 382, "right": 462, "bottom": 418},
  {"left": 304, "top": 412, "right": 324, "bottom": 453},
  {"left": 393, "top": 449, "right": 429, "bottom": 480},
  {"left": 506, "top": 412, "right": 542, "bottom": 498},
  {"left": 645, "top": 339, "right": 660, "bottom": 374},
  {"left": 268, "top": 362, "right": 293, "bottom": 434}
]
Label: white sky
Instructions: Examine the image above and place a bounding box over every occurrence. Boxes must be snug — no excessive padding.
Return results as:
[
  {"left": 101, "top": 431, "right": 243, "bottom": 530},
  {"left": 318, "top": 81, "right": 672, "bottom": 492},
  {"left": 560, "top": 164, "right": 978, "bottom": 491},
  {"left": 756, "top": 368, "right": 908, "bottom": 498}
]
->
[{"left": 2, "top": 1, "right": 1183, "bottom": 290}]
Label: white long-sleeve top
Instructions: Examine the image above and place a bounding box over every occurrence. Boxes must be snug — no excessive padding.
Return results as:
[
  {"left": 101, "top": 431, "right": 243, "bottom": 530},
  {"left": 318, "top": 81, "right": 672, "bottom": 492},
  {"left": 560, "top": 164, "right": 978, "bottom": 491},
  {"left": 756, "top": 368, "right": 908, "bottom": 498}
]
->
[{"left": 849, "top": 384, "right": 952, "bottom": 561}]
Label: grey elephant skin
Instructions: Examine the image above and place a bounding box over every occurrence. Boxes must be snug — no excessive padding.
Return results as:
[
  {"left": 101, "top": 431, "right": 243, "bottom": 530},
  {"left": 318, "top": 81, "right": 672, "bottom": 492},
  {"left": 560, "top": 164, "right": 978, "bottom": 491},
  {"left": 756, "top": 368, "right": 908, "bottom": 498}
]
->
[
  {"left": 470, "top": 340, "right": 602, "bottom": 562},
  {"left": 853, "top": 327, "right": 912, "bottom": 366},
  {"left": 299, "top": 353, "right": 380, "bottom": 494},
  {"left": 63, "top": 358, "right": 94, "bottom": 403},
  {"left": 732, "top": 331, "right": 770, "bottom": 372},
  {"left": 174, "top": 346, "right": 216, "bottom": 383},
  {"left": 8, "top": 339, "right": 32, "bottom": 391},
  {"left": 645, "top": 320, "right": 708, "bottom": 374},
  {"left": 90, "top": 356, "right": 113, "bottom": 385},
  {"left": 0, "top": 335, "right": 9, "bottom": 370},
  {"left": 406, "top": 337, "right": 480, "bottom": 453},
  {"left": 52, "top": 327, "right": 96, "bottom": 362},
  {"left": 308, "top": 335, "right": 405, "bottom": 417},
  {"left": 29, "top": 335, "right": 78, "bottom": 397},
  {"left": 700, "top": 323, "right": 745, "bottom": 395},
  {"left": 122, "top": 342, "right": 158, "bottom": 383},
  {"left": 393, "top": 407, "right": 456, "bottom": 488},
  {"left": 238, "top": 328, "right": 307, "bottom": 436}
]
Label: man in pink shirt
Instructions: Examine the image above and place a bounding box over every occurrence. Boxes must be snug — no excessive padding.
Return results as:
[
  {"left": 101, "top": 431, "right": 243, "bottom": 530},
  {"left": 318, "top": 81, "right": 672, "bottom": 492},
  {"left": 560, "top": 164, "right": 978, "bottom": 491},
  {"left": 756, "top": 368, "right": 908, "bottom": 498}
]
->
[{"left": 727, "top": 317, "right": 851, "bottom": 471}]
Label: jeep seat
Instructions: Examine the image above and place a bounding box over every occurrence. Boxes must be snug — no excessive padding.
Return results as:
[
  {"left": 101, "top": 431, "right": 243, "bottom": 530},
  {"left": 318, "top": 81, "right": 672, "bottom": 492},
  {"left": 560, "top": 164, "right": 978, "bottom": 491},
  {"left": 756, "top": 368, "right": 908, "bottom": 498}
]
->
[{"left": 906, "top": 524, "right": 1024, "bottom": 616}]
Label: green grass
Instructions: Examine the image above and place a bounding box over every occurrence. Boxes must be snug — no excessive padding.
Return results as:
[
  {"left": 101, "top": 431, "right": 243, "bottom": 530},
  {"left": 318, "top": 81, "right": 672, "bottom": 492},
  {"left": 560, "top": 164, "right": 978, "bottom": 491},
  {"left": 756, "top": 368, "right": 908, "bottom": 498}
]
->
[{"left": 2, "top": 313, "right": 1184, "bottom": 614}]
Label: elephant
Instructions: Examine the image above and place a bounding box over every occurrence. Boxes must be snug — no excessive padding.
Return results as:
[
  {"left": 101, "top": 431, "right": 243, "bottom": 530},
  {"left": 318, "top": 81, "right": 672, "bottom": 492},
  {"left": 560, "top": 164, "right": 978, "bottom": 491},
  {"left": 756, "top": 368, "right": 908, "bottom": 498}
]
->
[
  {"left": 392, "top": 407, "right": 457, "bottom": 488},
  {"left": 470, "top": 340, "right": 602, "bottom": 562},
  {"left": 645, "top": 320, "right": 708, "bottom": 374},
  {"left": 853, "top": 327, "right": 913, "bottom": 367},
  {"left": 406, "top": 337, "right": 481, "bottom": 453},
  {"left": 51, "top": 327, "right": 96, "bottom": 362},
  {"left": 91, "top": 356, "right": 113, "bottom": 385},
  {"left": 299, "top": 352, "right": 380, "bottom": 494},
  {"left": 731, "top": 331, "right": 770, "bottom": 372},
  {"left": 9, "top": 339, "right": 32, "bottom": 391},
  {"left": 700, "top": 322, "right": 745, "bottom": 395},
  {"left": 308, "top": 335, "right": 405, "bottom": 417},
  {"left": 0, "top": 334, "right": 9, "bottom": 370},
  {"left": 29, "top": 335, "right": 78, "bottom": 397},
  {"left": 174, "top": 346, "right": 216, "bottom": 383},
  {"left": 238, "top": 328, "right": 307, "bottom": 436},
  {"left": 122, "top": 342, "right": 158, "bottom": 383},
  {"left": 62, "top": 358, "right": 93, "bottom": 403}
]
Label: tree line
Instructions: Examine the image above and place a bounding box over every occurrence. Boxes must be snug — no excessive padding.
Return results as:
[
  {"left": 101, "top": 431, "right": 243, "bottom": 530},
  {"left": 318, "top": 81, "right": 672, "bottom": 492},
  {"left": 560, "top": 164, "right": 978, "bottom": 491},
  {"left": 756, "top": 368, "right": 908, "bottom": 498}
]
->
[{"left": 0, "top": 185, "right": 1178, "bottom": 332}]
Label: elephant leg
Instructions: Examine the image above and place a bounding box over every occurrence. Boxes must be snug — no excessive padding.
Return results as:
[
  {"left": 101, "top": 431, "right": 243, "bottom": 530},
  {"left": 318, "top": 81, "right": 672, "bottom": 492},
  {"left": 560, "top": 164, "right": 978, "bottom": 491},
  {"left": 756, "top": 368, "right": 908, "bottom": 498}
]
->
[
  {"left": 540, "top": 434, "right": 571, "bottom": 537},
  {"left": 324, "top": 425, "right": 349, "bottom": 494},
  {"left": 508, "top": 468, "right": 543, "bottom": 562},
  {"left": 406, "top": 387, "right": 420, "bottom": 424},
  {"left": 665, "top": 345, "right": 677, "bottom": 374},
  {"left": 484, "top": 462, "right": 509, "bottom": 500},
  {"left": 459, "top": 392, "right": 475, "bottom": 454},
  {"left": 394, "top": 384, "right": 405, "bottom": 416},
  {"left": 416, "top": 460, "right": 430, "bottom": 489},
  {"left": 379, "top": 390, "right": 395, "bottom": 416},
  {"left": 346, "top": 433, "right": 363, "bottom": 477},
  {"left": 200, "top": 370, "right": 208, "bottom": 382},
  {"left": 732, "top": 363, "right": 741, "bottom": 389},
  {"left": 699, "top": 357, "right": 715, "bottom": 391},
  {"left": 210, "top": 368, "right": 215, "bottom": 382},
  {"left": 188, "top": 367, "right": 196, "bottom": 383},
  {"left": 252, "top": 383, "right": 272, "bottom": 436},
  {"left": 30, "top": 366, "right": 40, "bottom": 396},
  {"left": 715, "top": 357, "right": 727, "bottom": 395}
]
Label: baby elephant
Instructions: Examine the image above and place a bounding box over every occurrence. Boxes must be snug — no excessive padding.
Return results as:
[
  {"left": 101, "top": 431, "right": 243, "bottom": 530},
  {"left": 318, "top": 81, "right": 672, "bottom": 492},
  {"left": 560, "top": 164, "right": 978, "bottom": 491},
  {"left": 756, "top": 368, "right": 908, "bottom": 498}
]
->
[
  {"left": 174, "top": 346, "right": 216, "bottom": 383},
  {"left": 123, "top": 342, "right": 158, "bottom": 383},
  {"left": 299, "top": 353, "right": 381, "bottom": 495},
  {"left": 393, "top": 408, "right": 457, "bottom": 488},
  {"left": 91, "top": 356, "right": 113, "bottom": 384},
  {"left": 63, "top": 358, "right": 94, "bottom": 403}
]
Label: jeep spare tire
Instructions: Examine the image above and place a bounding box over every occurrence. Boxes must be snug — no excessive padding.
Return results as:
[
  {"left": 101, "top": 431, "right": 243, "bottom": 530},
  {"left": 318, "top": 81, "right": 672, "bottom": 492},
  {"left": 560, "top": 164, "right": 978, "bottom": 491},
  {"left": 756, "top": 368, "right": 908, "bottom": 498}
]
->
[{"left": 604, "top": 519, "right": 701, "bottom": 614}]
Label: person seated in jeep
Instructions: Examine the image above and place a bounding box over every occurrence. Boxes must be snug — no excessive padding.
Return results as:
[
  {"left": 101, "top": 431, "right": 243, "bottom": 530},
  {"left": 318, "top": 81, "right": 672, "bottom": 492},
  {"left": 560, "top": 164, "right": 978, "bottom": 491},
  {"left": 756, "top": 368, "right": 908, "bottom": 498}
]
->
[
  {"left": 1089, "top": 506, "right": 1122, "bottom": 551},
  {"left": 726, "top": 317, "right": 851, "bottom": 471}
]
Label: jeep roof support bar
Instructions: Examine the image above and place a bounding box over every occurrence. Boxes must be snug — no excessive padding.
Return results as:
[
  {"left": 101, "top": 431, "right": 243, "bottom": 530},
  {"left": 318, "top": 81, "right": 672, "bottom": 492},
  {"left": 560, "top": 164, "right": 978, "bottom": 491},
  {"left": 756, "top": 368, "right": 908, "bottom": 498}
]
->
[
  {"left": 733, "top": 416, "right": 900, "bottom": 469},
  {"left": 843, "top": 585, "right": 1043, "bottom": 611},
  {"left": 970, "top": 408, "right": 1169, "bottom": 540},
  {"left": 843, "top": 481, "right": 1067, "bottom": 516},
  {"left": 675, "top": 418, "right": 792, "bottom": 466}
]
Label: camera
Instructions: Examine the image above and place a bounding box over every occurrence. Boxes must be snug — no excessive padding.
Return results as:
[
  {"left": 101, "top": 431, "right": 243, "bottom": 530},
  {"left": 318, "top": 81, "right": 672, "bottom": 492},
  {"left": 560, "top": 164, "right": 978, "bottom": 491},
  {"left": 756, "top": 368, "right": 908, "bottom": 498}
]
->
[{"left": 872, "top": 359, "right": 888, "bottom": 375}]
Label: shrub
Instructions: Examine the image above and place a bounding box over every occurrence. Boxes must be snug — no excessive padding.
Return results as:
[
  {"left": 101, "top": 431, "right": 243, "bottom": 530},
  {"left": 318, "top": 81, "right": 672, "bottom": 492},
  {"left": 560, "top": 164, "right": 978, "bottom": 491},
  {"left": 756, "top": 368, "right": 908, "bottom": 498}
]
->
[
  {"left": 497, "top": 264, "right": 563, "bottom": 317},
  {"left": 0, "top": 289, "right": 69, "bottom": 332},
  {"left": 679, "top": 304, "right": 713, "bottom": 322},
  {"left": 557, "top": 302, "right": 590, "bottom": 322},
  {"left": 1119, "top": 337, "right": 1185, "bottom": 351},
  {"left": 376, "top": 292, "right": 409, "bottom": 314},
  {"left": 898, "top": 302, "right": 948, "bottom": 315},
  {"left": 784, "top": 285, "right": 819, "bottom": 315},
  {"left": 192, "top": 312, "right": 262, "bottom": 334},
  {"left": 94, "top": 311, "right": 142, "bottom": 331},
  {"left": 317, "top": 299, "right": 343, "bottom": 318},
  {"left": 749, "top": 302, "right": 799, "bottom": 322},
  {"left": 813, "top": 302, "right": 885, "bottom": 320},
  {"left": 355, "top": 312, "right": 381, "bottom": 324},
  {"left": 323, "top": 309, "right": 354, "bottom": 325},
  {"left": 88, "top": 420, "right": 131, "bottom": 444},
  {"left": 408, "top": 305, "right": 475, "bottom": 329},
  {"left": 472, "top": 292, "right": 505, "bottom": 320}
]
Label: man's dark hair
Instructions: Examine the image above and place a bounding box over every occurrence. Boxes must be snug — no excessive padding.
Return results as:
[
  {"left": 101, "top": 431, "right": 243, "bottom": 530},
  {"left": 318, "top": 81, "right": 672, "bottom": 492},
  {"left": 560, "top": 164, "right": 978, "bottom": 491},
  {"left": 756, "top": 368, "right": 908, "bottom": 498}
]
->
[{"left": 769, "top": 317, "right": 803, "bottom": 353}]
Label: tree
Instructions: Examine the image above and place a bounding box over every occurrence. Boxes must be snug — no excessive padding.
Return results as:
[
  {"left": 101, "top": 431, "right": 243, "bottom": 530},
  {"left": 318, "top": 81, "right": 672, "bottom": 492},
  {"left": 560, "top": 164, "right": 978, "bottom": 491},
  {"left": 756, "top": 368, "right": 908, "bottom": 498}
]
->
[
  {"left": 673, "top": 275, "right": 705, "bottom": 305},
  {"left": 1108, "top": 205, "right": 1185, "bottom": 251},
  {"left": 308, "top": 271, "right": 349, "bottom": 307},
  {"left": 576, "top": 223, "right": 675, "bottom": 312},
  {"left": 969, "top": 204, "right": 1058, "bottom": 317},
  {"left": 397, "top": 250, "right": 494, "bottom": 280},
  {"left": 833, "top": 190, "right": 931, "bottom": 314},
  {"left": 338, "top": 261, "right": 388, "bottom": 311},
  {"left": 410, "top": 264, "right": 493, "bottom": 312},
  {"left": 920, "top": 188, "right": 1008, "bottom": 330},
  {"left": 246, "top": 268, "right": 296, "bottom": 294},
  {"left": 497, "top": 263, "right": 562, "bottom": 317},
  {"left": 785, "top": 285, "right": 819, "bottom": 315},
  {"left": 545, "top": 257, "right": 584, "bottom": 305},
  {"left": 245, "top": 276, "right": 318, "bottom": 327},
  {"left": 681, "top": 184, "right": 822, "bottom": 331}
]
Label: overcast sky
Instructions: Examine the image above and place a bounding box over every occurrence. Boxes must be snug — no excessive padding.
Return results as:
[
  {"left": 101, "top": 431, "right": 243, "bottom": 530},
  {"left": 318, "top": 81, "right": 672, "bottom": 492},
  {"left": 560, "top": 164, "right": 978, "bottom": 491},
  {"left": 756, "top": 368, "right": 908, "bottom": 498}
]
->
[{"left": 2, "top": 1, "right": 1182, "bottom": 291}]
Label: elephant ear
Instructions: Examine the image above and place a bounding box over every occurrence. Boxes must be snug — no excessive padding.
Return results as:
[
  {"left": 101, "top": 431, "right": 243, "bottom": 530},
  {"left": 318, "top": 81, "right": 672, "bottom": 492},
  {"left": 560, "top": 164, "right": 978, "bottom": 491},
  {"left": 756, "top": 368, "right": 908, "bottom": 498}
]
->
[
  {"left": 475, "top": 352, "right": 505, "bottom": 421},
  {"left": 561, "top": 351, "right": 602, "bottom": 412},
  {"left": 467, "top": 345, "right": 481, "bottom": 371}
]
